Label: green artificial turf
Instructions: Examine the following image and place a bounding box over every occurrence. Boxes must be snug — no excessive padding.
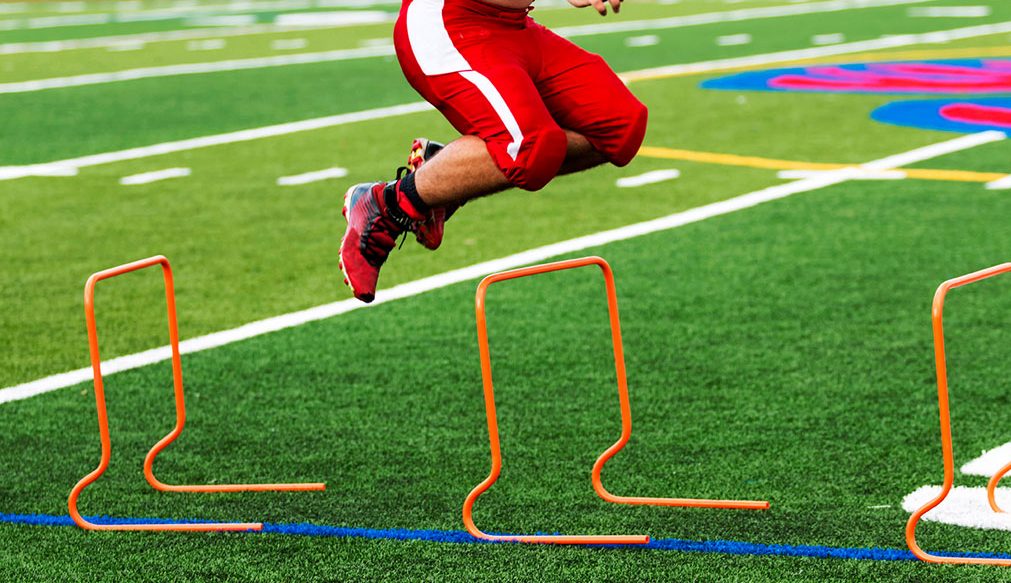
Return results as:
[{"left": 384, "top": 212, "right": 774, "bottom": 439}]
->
[
  {"left": 3, "top": 155, "right": 1011, "bottom": 579},
  {"left": 4, "top": 1, "right": 1011, "bottom": 578}
]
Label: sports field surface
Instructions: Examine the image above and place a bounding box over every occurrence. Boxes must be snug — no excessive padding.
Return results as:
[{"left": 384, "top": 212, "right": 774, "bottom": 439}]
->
[{"left": 3, "top": 0, "right": 1011, "bottom": 579}]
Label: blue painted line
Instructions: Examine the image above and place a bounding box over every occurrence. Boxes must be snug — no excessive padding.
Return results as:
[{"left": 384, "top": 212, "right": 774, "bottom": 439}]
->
[{"left": 3, "top": 511, "right": 1011, "bottom": 563}]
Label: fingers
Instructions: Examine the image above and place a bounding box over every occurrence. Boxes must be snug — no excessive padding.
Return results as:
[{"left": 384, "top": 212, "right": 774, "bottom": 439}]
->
[
  {"left": 609, "top": 0, "right": 621, "bottom": 14},
  {"left": 589, "top": 0, "right": 607, "bottom": 16}
]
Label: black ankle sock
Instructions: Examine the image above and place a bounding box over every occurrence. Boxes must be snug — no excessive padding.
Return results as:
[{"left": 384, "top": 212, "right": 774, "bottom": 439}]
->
[{"left": 397, "top": 172, "right": 430, "bottom": 216}]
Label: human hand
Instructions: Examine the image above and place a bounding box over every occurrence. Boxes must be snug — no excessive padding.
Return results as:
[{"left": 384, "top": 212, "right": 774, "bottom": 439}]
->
[{"left": 567, "top": 0, "right": 620, "bottom": 16}]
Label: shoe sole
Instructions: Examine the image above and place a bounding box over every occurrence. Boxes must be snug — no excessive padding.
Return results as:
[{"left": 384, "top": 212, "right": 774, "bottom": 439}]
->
[{"left": 338, "top": 184, "right": 374, "bottom": 304}]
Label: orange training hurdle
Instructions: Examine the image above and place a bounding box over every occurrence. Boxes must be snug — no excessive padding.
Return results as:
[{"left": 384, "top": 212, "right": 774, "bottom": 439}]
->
[
  {"left": 69, "top": 255, "right": 325, "bottom": 532},
  {"left": 906, "top": 262, "right": 1011, "bottom": 565},
  {"left": 462, "top": 256, "right": 769, "bottom": 544}
]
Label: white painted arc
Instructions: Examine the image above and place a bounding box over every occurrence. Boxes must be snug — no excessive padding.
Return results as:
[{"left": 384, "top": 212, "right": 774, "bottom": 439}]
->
[{"left": 0, "top": 131, "right": 1002, "bottom": 405}]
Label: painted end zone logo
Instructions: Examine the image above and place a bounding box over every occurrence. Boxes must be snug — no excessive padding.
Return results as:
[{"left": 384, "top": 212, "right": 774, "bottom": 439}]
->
[
  {"left": 873, "top": 98, "right": 1011, "bottom": 134},
  {"left": 703, "top": 59, "right": 1011, "bottom": 135},
  {"left": 702, "top": 59, "right": 1011, "bottom": 94}
]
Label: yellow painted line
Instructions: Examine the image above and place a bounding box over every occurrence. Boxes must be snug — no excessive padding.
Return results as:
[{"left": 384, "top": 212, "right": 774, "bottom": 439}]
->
[
  {"left": 638, "top": 146, "right": 1008, "bottom": 184},
  {"left": 902, "top": 168, "right": 1008, "bottom": 182},
  {"left": 637, "top": 146, "right": 846, "bottom": 171}
]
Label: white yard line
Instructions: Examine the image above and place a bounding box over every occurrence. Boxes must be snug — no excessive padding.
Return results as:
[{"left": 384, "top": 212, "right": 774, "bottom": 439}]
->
[
  {"left": 119, "top": 167, "right": 191, "bottom": 185},
  {"left": 985, "top": 175, "right": 1011, "bottom": 190},
  {"left": 0, "top": 24, "right": 364, "bottom": 55},
  {"left": 908, "top": 6, "right": 992, "bottom": 18},
  {"left": 0, "top": 44, "right": 397, "bottom": 94},
  {"left": 0, "top": 0, "right": 927, "bottom": 55},
  {"left": 0, "top": 0, "right": 940, "bottom": 92},
  {"left": 552, "top": 0, "right": 932, "bottom": 38},
  {"left": 0, "top": 102, "right": 434, "bottom": 181},
  {"left": 777, "top": 169, "right": 906, "bottom": 179},
  {"left": 616, "top": 169, "right": 681, "bottom": 187},
  {"left": 717, "top": 33, "right": 753, "bottom": 46},
  {"left": 277, "top": 166, "right": 348, "bottom": 185},
  {"left": 0, "top": 131, "right": 1002, "bottom": 405},
  {"left": 4, "top": 20, "right": 1010, "bottom": 181},
  {"left": 811, "top": 32, "right": 846, "bottom": 45},
  {"left": 961, "top": 441, "right": 1011, "bottom": 477},
  {"left": 620, "top": 21, "right": 1011, "bottom": 83}
]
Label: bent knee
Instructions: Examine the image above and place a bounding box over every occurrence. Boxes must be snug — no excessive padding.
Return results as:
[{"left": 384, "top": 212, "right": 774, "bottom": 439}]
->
[
  {"left": 489, "top": 126, "right": 567, "bottom": 192},
  {"left": 607, "top": 99, "right": 648, "bottom": 168}
]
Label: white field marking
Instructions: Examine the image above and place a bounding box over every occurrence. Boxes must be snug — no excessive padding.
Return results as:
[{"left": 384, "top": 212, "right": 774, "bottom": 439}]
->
[
  {"left": 867, "top": 505, "right": 892, "bottom": 509},
  {"left": 273, "top": 10, "right": 390, "bottom": 26},
  {"left": 106, "top": 40, "right": 146, "bottom": 52},
  {"left": 0, "top": 102, "right": 433, "bottom": 181},
  {"left": 902, "top": 486, "right": 1011, "bottom": 530},
  {"left": 812, "top": 32, "right": 846, "bottom": 45},
  {"left": 616, "top": 169, "right": 681, "bottom": 187},
  {"left": 717, "top": 33, "right": 752, "bottom": 46},
  {"left": 0, "top": 0, "right": 932, "bottom": 87},
  {"left": 1, "top": 22, "right": 1007, "bottom": 181},
  {"left": 276, "top": 166, "right": 347, "bottom": 185},
  {"left": 359, "top": 37, "right": 392, "bottom": 48},
  {"left": 985, "top": 175, "right": 1011, "bottom": 190},
  {"left": 55, "top": 1, "right": 86, "bottom": 12},
  {"left": 0, "top": 44, "right": 397, "bottom": 94},
  {"left": 271, "top": 37, "right": 307, "bottom": 50},
  {"left": 777, "top": 169, "right": 906, "bottom": 180},
  {"left": 0, "top": 23, "right": 367, "bottom": 55},
  {"left": 908, "top": 6, "right": 992, "bottom": 18},
  {"left": 0, "top": 3, "right": 27, "bottom": 14},
  {"left": 186, "top": 38, "right": 227, "bottom": 51},
  {"left": 185, "top": 14, "right": 257, "bottom": 27},
  {"left": 119, "top": 167, "right": 191, "bottom": 185},
  {"left": 961, "top": 442, "right": 1011, "bottom": 476},
  {"left": 0, "top": 0, "right": 320, "bottom": 30},
  {"left": 0, "top": 131, "right": 1001, "bottom": 405},
  {"left": 552, "top": 0, "right": 933, "bottom": 38},
  {"left": 625, "top": 34, "right": 661, "bottom": 48},
  {"left": 620, "top": 21, "right": 1011, "bottom": 83}
]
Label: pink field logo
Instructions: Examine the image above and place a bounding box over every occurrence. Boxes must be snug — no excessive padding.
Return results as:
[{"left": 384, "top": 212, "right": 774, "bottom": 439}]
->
[
  {"left": 703, "top": 59, "right": 1011, "bottom": 135},
  {"left": 702, "top": 59, "right": 1011, "bottom": 94}
]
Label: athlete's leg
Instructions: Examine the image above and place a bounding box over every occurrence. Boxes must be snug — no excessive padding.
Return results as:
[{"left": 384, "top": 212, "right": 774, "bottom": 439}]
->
[{"left": 414, "top": 130, "right": 604, "bottom": 207}]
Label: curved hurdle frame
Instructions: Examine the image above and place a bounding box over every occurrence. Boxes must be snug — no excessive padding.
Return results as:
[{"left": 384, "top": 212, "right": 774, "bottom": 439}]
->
[
  {"left": 462, "top": 256, "right": 769, "bottom": 545},
  {"left": 906, "top": 262, "right": 1011, "bottom": 565},
  {"left": 69, "top": 256, "right": 325, "bottom": 532}
]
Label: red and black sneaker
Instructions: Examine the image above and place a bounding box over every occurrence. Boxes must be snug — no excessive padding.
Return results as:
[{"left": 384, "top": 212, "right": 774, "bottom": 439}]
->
[
  {"left": 339, "top": 181, "right": 416, "bottom": 303},
  {"left": 405, "top": 138, "right": 460, "bottom": 251}
]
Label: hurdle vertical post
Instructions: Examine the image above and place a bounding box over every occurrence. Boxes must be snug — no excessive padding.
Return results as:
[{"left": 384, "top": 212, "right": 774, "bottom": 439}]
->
[
  {"left": 462, "top": 256, "right": 769, "bottom": 544},
  {"left": 69, "top": 255, "right": 324, "bottom": 532},
  {"left": 906, "top": 262, "right": 1011, "bottom": 565}
]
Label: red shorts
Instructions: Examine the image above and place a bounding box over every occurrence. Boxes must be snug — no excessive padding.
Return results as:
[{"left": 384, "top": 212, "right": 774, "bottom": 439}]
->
[{"left": 393, "top": 0, "right": 648, "bottom": 191}]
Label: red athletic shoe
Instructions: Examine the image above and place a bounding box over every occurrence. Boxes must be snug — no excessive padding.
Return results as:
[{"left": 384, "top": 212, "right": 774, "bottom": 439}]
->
[
  {"left": 339, "top": 181, "right": 410, "bottom": 303},
  {"left": 405, "top": 138, "right": 459, "bottom": 251}
]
